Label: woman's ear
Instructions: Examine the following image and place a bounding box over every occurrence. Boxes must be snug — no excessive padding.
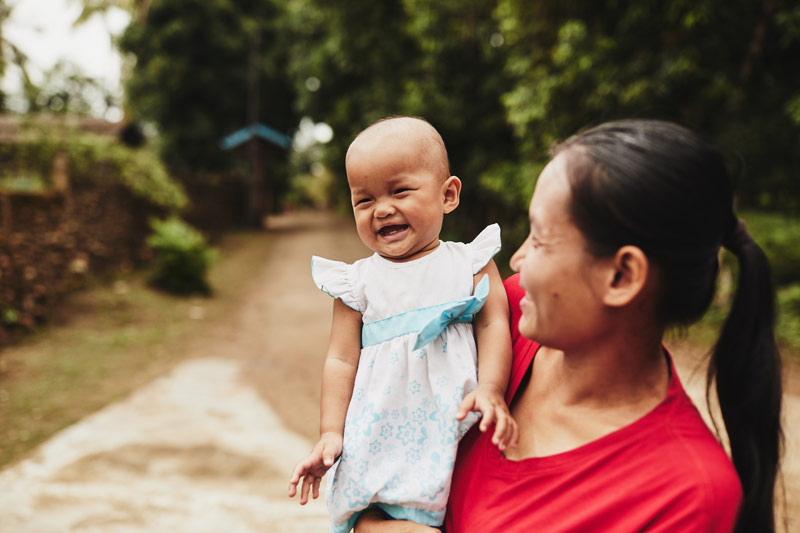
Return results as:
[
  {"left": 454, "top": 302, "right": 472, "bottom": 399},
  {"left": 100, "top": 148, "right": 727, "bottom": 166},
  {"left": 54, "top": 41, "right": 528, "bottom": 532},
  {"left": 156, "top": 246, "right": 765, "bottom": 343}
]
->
[
  {"left": 442, "top": 176, "right": 461, "bottom": 213},
  {"left": 601, "top": 245, "right": 650, "bottom": 307}
]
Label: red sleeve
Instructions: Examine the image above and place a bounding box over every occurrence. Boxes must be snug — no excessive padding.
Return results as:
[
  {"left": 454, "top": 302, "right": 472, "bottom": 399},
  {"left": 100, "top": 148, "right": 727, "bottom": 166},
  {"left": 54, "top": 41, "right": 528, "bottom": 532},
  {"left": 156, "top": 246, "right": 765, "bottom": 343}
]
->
[
  {"left": 503, "top": 273, "right": 539, "bottom": 404},
  {"left": 504, "top": 273, "right": 524, "bottom": 346}
]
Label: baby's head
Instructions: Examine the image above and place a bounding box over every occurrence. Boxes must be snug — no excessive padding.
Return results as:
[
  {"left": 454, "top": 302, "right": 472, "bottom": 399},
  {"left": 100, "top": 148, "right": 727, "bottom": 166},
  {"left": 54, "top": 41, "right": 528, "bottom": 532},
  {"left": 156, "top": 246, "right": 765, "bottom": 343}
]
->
[{"left": 345, "top": 116, "right": 461, "bottom": 262}]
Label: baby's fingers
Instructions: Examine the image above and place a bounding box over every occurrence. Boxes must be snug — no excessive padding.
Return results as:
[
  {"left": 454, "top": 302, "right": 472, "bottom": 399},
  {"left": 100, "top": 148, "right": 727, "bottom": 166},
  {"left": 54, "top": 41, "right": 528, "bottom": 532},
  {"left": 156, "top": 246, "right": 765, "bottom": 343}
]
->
[
  {"left": 288, "top": 462, "right": 308, "bottom": 496},
  {"left": 478, "top": 403, "right": 496, "bottom": 432},
  {"left": 491, "top": 410, "right": 509, "bottom": 448},
  {"left": 300, "top": 474, "right": 315, "bottom": 505},
  {"left": 312, "top": 476, "right": 321, "bottom": 500},
  {"left": 456, "top": 392, "right": 477, "bottom": 420},
  {"left": 493, "top": 411, "right": 519, "bottom": 450}
]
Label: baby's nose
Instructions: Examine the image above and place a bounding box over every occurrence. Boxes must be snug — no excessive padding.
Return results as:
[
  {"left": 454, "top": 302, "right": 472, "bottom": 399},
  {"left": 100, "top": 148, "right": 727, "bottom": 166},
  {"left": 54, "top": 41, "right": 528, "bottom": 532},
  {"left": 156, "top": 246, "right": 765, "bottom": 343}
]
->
[{"left": 374, "top": 200, "right": 395, "bottom": 217}]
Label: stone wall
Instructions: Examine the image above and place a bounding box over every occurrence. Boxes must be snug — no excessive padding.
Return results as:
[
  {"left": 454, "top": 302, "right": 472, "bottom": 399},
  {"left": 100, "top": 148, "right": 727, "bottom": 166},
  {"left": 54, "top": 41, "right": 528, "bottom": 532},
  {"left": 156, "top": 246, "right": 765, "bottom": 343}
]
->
[{"left": 0, "top": 182, "right": 159, "bottom": 347}]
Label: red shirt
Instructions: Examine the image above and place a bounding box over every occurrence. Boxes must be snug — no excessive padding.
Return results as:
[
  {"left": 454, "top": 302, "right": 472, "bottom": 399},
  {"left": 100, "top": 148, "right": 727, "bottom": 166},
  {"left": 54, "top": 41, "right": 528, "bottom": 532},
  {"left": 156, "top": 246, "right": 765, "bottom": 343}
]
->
[{"left": 444, "top": 274, "right": 742, "bottom": 532}]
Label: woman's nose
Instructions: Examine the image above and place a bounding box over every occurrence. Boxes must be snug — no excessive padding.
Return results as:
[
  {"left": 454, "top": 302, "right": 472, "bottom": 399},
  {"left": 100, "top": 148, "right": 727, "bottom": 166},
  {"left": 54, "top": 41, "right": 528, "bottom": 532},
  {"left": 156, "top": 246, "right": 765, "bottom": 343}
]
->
[{"left": 509, "top": 244, "right": 525, "bottom": 273}]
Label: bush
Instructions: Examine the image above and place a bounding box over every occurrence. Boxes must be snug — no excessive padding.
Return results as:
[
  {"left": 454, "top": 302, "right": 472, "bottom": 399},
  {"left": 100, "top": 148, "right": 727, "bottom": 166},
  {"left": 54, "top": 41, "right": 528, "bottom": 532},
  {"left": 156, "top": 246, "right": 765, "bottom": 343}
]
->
[
  {"left": 0, "top": 126, "right": 187, "bottom": 211},
  {"left": 66, "top": 133, "right": 187, "bottom": 210},
  {"left": 146, "top": 217, "right": 216, "bottom": 295},
  {"left": 777, "top": 284, "right": 800, "bottom": 352},
  {"left": 741, "top": 210, "right": 800, "bottom": 286}
]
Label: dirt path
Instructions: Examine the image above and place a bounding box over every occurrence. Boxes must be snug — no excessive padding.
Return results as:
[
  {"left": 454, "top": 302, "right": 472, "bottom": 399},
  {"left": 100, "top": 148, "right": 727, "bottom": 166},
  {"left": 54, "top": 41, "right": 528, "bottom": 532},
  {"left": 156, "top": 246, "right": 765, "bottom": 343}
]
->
[
  {"left": 0, "top": 211, "right": 368, "bottom": 532},
  {"left": 0, "top": 211, "right": 797, "bottom": 531}
]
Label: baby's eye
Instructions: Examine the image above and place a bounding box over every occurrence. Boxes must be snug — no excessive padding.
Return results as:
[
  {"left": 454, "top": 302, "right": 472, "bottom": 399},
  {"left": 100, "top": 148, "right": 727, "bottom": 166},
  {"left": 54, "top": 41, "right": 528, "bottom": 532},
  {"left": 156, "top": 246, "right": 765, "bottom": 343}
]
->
[
  {"left": 354, "top": 198, "right": 372, "bottom": 206},
  {"left": 394, "top": 188, "right": 412, "bottom": 195}
]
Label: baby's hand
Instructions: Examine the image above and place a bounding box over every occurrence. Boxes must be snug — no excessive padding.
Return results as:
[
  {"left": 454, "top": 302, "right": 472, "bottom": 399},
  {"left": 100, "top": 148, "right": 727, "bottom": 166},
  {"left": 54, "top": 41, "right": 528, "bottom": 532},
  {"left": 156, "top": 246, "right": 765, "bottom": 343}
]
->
[
  {"left": 288, "top": 432, "right": 342, "bottom": 504},
  {"left": 456, "top": 384, "right": 519, "bottom": 451}
]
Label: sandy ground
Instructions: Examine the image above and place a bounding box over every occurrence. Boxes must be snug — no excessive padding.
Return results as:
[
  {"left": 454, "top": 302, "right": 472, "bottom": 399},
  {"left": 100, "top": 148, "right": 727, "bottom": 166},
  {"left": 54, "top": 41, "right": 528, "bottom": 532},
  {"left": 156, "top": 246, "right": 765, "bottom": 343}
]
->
[
  {"left": 0, "top": 210, "right": 797, "bottom": 532},
  {"left": 0, "top": 358, "right": 329, "bottom": 532}
]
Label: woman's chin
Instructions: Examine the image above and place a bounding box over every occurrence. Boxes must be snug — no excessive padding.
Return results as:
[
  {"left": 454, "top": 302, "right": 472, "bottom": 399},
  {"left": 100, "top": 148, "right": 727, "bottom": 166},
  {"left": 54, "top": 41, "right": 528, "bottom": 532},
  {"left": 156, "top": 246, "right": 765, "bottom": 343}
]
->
[{"left": 518, "top": 319, "right": 537, "bottom": 341}]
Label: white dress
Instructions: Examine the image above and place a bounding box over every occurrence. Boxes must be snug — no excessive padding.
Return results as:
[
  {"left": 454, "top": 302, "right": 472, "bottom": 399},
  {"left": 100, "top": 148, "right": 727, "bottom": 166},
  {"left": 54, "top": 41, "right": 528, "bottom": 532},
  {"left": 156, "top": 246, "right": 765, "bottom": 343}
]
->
[{"left": 311, "top": 224, "right": 501, "bottom": 532}]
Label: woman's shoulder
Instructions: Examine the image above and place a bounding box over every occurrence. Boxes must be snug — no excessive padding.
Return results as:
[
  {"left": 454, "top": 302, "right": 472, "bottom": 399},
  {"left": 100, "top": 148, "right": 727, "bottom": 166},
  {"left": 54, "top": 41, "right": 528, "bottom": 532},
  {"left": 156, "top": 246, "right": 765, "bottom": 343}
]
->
[{"left": 637, "top": 384, "right": 742, "bottom": 530}]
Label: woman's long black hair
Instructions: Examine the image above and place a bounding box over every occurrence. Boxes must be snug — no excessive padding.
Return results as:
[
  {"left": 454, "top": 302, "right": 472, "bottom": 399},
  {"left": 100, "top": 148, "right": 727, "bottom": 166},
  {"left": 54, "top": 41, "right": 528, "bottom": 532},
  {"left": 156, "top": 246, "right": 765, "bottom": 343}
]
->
[{"left": 555, "top": 119, "right": 783, "bottom": 532}]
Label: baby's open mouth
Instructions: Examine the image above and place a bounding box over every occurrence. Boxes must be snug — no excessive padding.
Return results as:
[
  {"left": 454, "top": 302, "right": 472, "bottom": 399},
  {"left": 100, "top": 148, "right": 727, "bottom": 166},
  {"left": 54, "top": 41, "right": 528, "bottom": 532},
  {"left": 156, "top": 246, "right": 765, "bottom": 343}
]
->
[{"left": 378, "top": 225, "right": 408, "bottom": 237}]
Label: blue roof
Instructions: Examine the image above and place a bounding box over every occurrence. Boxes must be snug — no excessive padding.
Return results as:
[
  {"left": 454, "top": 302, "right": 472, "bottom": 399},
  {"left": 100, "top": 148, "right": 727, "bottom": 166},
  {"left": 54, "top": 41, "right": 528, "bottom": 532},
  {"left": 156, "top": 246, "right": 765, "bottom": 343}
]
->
[{"left": 220, "top": 123, "right": 292, "bottom": 151}]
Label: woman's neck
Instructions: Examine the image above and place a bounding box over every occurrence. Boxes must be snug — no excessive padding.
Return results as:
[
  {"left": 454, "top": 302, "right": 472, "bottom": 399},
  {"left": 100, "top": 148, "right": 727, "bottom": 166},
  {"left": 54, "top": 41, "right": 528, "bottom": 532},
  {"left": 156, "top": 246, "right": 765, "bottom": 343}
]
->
[
  {"left": 506, "top": 328, "right": 670, "bottom": 461},
  {"left": 541, "top": 330, "right": 668, "bottom": 409}
]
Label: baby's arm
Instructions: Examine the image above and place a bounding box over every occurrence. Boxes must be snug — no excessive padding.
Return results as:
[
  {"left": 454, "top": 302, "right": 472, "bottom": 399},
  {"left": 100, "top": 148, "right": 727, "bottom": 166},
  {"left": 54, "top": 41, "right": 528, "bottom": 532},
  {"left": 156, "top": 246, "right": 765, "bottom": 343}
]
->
[
  {"left": 456, "top": 259, "right": 518, "bottom": 450},
  {"left": 288, "top": 298, "right": 362, "bottom": 504}
]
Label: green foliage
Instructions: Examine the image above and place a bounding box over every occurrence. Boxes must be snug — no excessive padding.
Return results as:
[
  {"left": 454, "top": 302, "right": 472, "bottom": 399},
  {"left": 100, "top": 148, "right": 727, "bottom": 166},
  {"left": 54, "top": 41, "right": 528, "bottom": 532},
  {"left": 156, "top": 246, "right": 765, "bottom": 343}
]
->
[
  {"left": 24, "top": 60, "right": 118, "bottom": 117},
  {"left": 282, "top": 0, "right": 521, "bottom": 242},
  {"left": 0, "top": 127, "right": 186, "bottom": 210},
  {"left": 115, "top": 0, "right": 800, "bottom": 254},
  {"left": 496, "top": 0, "right": 800, "bottom": 210},
  {"left": 2, "top": 307, "right": 19, "bottom": 324},
  {"left": 777, "top": 284, "right": 800, "bottom": 351},
  {"left": 65, "top": 133, "right": 187, "bottom": 210},
  {"left": 741, "top": 210, "right": 800, "bottom": 286},
  {"left": 119, "top": 0, "right": 297, "bottom": 174},
  {"left": 146, "top": 216, "right": 216, "bottom": 295},
  {"left": 0, "top": 131, "right": 57, "bottom": 191},
  {"left": 281, "top": 0, "right": 800, "bottom": 225}
]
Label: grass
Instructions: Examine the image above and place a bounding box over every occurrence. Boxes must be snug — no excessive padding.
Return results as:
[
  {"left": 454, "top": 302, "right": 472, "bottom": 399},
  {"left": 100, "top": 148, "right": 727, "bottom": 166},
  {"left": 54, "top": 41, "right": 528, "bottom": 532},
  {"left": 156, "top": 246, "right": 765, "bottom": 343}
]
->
[
  {"left": 0, "top": 231, "right": 273, "bottom": 469},
  {"left": 680, "top": 303, "right": 800, "bottom": 367}
]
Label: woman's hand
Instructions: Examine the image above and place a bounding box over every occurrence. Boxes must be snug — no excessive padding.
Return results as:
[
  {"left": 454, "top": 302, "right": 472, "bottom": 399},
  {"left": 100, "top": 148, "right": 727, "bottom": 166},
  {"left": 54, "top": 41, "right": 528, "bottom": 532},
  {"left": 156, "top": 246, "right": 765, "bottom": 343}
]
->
[
  {"left": 456, "top": 384, "right": 519, "bottom": 451},
  {"left": 287, "top": 431, "right": 342, "bottom": 504},
  {"left": 354, "top": 508, "right": 441, "bottom": 532}
]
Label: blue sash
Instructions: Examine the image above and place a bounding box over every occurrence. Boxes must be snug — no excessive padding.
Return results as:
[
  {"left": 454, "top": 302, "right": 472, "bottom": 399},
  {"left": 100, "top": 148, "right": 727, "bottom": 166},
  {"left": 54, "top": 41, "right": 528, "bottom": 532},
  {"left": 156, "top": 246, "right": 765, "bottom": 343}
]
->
[{"left": 361, "top": 275, "right": 489, "bottom": 350}]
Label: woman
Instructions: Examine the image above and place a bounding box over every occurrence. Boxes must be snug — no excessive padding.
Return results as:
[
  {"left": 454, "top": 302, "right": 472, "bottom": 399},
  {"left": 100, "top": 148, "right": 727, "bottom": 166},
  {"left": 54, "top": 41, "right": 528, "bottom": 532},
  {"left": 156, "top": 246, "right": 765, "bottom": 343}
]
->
[{"left": 356, "top": 119, "right": 783, "bottom": 532}]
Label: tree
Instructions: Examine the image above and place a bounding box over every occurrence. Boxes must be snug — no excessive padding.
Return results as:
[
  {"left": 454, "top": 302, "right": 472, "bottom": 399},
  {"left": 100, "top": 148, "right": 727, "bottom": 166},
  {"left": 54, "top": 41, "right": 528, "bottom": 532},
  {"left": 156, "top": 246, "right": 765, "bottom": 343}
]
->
[
  {"left": 497, "top": 0, "right": 800, "bottom": 210},
  {"left": 283, "top": 0, "right": 522, "bottom": 242},
  {"left": 119, "top": 0, "right": 297, "bottom": 174},
  {"left": 72, "top": 0, "right": 152, "bottom": 25},
  {"left": 0, "top": 0, "right": 36, "bottom": 112},
  {"left": 25, "top": 60, "right": 117, "bottom": 117}
]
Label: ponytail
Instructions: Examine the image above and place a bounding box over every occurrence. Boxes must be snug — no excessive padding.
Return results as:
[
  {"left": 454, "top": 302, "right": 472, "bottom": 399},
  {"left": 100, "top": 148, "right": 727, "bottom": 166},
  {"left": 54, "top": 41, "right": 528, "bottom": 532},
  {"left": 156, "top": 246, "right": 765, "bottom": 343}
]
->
[{"left": 709, "top": 219, "right": 783, "bottom": 532}]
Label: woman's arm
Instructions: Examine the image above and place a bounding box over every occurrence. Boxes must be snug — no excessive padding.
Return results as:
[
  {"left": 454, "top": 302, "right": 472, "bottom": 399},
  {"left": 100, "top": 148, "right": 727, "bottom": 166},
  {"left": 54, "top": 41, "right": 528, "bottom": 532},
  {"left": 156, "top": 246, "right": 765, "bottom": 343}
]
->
[
  {"left": 288, "top": 298, "right": 362, "bottom": 503},
  {"left": 456, "top": 259, "right": 518, "bottom": 449},
  {"left": 354, "top": 508, "right": 440, "bottom": 532}
]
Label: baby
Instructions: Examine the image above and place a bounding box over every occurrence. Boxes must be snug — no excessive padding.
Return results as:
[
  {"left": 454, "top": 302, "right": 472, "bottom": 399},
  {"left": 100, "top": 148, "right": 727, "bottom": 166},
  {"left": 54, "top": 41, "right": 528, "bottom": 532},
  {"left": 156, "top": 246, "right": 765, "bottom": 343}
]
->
[{"left": 288, "top": 116, "right": 516, "bottom": 531}]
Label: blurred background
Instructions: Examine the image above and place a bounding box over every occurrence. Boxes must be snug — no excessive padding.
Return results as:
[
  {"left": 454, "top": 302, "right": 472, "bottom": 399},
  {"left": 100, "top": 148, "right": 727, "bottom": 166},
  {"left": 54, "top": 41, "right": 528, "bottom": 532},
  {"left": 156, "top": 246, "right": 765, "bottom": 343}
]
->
[{"left": 0, "top": 0, "right": 799, "bottom": 520}]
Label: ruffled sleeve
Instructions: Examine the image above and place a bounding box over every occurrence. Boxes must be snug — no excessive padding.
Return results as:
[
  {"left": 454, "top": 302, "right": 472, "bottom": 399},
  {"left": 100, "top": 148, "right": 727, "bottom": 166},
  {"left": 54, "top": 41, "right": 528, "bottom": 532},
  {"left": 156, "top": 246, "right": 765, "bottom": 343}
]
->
[
  {"left": 311, "top": 256, "right": 362, "bottom": 312},
  {"left": 466, "top": 223, "right": 502, "bottom": 274}
]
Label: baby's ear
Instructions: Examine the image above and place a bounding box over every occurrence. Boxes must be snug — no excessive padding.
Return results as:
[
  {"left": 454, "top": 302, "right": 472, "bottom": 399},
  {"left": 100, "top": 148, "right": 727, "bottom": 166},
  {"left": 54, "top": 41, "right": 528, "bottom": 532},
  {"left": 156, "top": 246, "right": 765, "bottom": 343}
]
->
[{"left": 443, "top": 176, "right": 461, "bottom": 213}]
